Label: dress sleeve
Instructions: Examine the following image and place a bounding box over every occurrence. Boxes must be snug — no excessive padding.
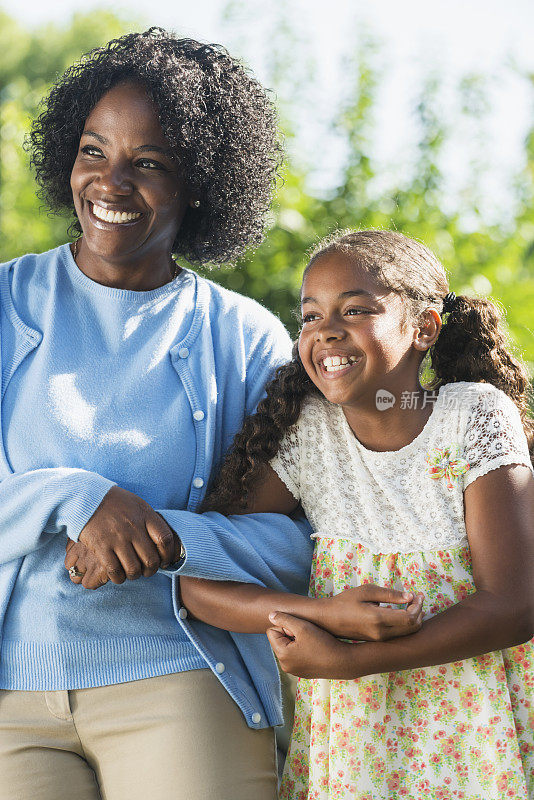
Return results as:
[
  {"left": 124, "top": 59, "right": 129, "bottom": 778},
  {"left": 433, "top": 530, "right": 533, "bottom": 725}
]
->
[
  {"left": 269, "top": 421, "right": 301, "bottom": 502},
  {"left": 462, "top": 386, "right": 533, "bottom": 490}
]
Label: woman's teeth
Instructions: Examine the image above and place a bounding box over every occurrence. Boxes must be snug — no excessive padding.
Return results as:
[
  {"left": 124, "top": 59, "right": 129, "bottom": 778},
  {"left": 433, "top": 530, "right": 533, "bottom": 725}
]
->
[
  {"left": 91, "top": 203, "right": 142, "bottom": 224},
  {"left": 322, "top": 355, "right": 358, "bottom": 372}
]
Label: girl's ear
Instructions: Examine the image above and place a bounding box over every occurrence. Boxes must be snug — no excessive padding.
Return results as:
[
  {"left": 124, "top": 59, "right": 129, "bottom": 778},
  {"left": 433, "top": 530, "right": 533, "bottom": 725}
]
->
[{"left": 412, "top": 308, "right": 441, "bottom": 352}]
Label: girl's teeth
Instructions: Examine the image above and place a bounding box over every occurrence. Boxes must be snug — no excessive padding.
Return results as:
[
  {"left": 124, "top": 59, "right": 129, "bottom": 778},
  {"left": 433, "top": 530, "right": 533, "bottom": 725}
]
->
[
  {"left": 322, "top": 355, "right": 359, "bottom": 372},
  {"left": 91, "top": 204, "right": 141, "bottom": 223}
]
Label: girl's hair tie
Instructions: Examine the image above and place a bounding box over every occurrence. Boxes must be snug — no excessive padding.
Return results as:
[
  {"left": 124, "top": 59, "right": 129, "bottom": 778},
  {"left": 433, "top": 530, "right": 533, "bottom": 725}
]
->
[{"left": 442, "top": 292, "right": 457, "bottom": 314}]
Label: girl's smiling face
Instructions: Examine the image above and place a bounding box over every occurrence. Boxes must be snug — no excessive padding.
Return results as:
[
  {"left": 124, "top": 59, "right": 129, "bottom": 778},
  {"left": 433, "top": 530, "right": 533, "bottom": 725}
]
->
[{"left": 298, "top": 252, "right": 426, "bottom": 411}]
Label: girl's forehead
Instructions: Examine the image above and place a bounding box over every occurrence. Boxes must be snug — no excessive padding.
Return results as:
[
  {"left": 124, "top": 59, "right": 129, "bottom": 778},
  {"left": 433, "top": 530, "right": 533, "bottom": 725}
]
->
[{"left": 301, "top": 252, "right": 383, "bottom": 299}]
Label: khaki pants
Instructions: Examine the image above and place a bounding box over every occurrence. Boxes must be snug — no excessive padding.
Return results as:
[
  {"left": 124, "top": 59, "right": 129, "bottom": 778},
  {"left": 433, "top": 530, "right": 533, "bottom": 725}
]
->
[{"left": 0, "top": 670, "right": 278, "bottom": 800}]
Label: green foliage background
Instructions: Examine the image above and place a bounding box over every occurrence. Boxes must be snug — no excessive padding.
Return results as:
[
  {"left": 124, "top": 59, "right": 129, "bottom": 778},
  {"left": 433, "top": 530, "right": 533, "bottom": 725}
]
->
[{"left": 0, "top": 6, "right": 532, "bottom": 374}]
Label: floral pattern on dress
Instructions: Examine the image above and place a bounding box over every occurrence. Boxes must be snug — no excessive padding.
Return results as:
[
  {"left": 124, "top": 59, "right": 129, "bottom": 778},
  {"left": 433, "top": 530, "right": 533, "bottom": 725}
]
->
[
  {"left": 426, "top": 445, "right": 470, "bottom": 489},
  {"left": 280, "top": 537, "right": 534, "bottom": 800}
]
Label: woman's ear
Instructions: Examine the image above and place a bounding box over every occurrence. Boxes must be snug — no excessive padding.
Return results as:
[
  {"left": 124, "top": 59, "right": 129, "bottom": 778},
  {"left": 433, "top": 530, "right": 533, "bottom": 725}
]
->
[{"left": 413, "top": 308, "right": 441, "bottom": 352}]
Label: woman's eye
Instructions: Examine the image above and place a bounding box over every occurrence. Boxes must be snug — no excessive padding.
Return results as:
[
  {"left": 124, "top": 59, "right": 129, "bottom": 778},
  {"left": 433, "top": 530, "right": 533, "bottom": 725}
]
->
[
  {"left": 136, "top": 158, "right": 166, "bottom": 171},
  {"left": 80, "top": 145, "right": 102, "bottom": 157},
  {"left": 301, "top": 312, "right": 320, "bottom": 323}
]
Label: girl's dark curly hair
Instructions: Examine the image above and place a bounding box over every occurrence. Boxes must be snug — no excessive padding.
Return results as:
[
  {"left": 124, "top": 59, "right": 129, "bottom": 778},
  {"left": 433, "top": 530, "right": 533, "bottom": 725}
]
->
[
  {"left": 203, "top": 229, "right": 533, "bottom": 513},
  {"left": 29, "top": 27, "right": 283, "bottom": 264}
]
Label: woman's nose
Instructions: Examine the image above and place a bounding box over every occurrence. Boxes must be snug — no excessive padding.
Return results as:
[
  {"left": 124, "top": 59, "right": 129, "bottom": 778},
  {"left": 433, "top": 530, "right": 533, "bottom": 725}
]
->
[{"left": 95, "top": 162, "right": 133, "bottom": 195}]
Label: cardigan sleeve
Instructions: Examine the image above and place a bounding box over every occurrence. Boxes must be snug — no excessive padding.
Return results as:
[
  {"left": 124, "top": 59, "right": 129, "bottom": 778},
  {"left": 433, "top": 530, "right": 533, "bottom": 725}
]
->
[
  {"left": 0, "top": 468, "right": 115, "bottom": 564},
  {"left": 159, "top": 509, "right": 313, "bottom": 594}
]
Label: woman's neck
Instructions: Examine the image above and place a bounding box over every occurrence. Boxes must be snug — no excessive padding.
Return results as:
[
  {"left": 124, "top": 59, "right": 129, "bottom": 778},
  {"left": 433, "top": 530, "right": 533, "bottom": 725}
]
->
[{"left": 71, "top": 241, "right": 178, "bottom": 291}]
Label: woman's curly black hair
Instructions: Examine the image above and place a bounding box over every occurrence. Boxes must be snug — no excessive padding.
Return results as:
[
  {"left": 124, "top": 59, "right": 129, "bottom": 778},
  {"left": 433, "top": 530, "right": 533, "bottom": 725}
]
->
[
  {"left": 28, "top": 27, "right": 283, "bottom": 264},
  {"left": 203, "top": 229, "right": 534, "bottom": 513}
]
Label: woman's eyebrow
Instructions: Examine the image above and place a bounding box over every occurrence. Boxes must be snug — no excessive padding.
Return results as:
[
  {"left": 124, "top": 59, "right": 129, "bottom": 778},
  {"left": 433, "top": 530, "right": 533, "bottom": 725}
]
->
[
  {"left": 301, "top": 289, "right": 374, "bottom": 304},
  {"left": 80, "top": 132, "right": 173, "bottom": 158},
  {"left": 133, "top": 144, "right": 174, "bottom": 157},
  {"left": 81, "top": 130, "right": 107, "bottom": 144}
]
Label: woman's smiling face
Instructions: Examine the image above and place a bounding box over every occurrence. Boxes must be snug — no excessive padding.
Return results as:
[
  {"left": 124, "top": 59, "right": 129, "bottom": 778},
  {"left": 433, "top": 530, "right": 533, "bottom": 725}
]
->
[
  {"left": 70, "top": 81, "right": 190, "bottom": 280},
  {"left": 298, "top": 252, "right": 423, "bottom": 410}
]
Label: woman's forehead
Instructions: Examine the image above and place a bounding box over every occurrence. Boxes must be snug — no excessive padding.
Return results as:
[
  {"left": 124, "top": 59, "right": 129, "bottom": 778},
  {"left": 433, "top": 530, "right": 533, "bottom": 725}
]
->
[{"left": 83, "top": 82, "right": 167, "bottom": 143}]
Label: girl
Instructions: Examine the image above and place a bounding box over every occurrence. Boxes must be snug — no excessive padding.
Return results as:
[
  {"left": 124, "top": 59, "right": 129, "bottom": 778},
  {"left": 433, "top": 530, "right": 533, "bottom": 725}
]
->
[{"left": 180, "top": 229, "right": 534, "bottom": 799}]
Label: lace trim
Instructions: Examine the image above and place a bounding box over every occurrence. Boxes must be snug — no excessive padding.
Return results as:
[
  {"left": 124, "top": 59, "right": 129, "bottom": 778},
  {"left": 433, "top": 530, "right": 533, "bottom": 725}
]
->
[
  {"left": 464, "top": 456, "right": 533, "bottom": 489},
  {"left": 310, "top": 530, "right": 468, "bottom": 555}
]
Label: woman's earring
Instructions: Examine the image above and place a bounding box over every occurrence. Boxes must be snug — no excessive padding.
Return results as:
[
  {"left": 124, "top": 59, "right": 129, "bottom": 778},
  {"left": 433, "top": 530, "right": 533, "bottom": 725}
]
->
[{"left": 191, "top": 199, "right": 200, "bottom": 208}]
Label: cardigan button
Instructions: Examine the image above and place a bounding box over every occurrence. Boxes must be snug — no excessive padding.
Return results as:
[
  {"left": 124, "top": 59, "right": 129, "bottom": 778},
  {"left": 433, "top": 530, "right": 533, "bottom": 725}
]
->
[
  {"left": 178, "top": 347, "right": 189, "bottom": 359},
  {"left": 193, "top": 410, "right": 205, "bottom": 421},
  {"left": 178, "top": 607, "right": 188, "bottom": 620},
  {"left": 215, "top": 662, "right": 225, "bottom": 674},
  {"left": 193, "top": 477, "right": 204, "bottom": 489},
  {"left": 251, "top": 712, "right": 261, "bottom": 724}
]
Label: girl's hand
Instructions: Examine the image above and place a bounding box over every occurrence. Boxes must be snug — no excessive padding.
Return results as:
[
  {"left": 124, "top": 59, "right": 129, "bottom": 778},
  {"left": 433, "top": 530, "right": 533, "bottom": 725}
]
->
[
  {"left": 319, "top": 585, "right": 424, "bottom": 641},
  {"left": 65, "top": 538, "right": 109, "bottom": 590},
  {"left": 267, "top": 611, "right": 350, "bottom": 679}
]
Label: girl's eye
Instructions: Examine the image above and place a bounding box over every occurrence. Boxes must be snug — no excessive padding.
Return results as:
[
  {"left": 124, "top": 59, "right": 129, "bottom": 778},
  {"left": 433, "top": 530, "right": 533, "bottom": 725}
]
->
[
  {"left": 301, "top": 312, "right": 320, "bottom": 324},
  {"left": 345, "top": 308, "right": 370, "bottom": 316}
]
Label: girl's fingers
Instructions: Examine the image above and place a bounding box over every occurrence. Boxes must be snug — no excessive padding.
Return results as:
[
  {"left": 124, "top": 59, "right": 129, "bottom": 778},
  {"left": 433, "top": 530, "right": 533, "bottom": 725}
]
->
[
  {"left": 358, "top": 584, "right": 414, "bottom": 605},
  {"left": 266, "top": 627, "right": 294, "bottom": 654},
  {"left": 268, "top": 610, "right": 299, "bottom": 633}
]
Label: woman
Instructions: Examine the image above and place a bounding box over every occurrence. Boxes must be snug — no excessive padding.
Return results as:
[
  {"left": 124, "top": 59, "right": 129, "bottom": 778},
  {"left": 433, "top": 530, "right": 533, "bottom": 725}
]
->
[
  {"left": 0, "top": 28, "right": 311, "bottom": 800},
  {"left": 0, "top": 28, "right": 418, "bottom": 799}
]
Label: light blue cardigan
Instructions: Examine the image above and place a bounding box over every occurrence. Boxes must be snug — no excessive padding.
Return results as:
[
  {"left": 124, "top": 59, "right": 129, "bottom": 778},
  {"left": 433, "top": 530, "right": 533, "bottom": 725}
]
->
[{"left": 0, "top": 244, "right": 314, "bottom": 729}]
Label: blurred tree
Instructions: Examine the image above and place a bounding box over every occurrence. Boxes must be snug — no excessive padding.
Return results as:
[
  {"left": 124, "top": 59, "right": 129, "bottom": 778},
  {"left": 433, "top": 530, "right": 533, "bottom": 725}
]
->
[
  {"left": 0, "top": 6, "right": 532, "bottom": 373},
  {"left": 0, "top": 11, "right": 137, "bottom": 259}
]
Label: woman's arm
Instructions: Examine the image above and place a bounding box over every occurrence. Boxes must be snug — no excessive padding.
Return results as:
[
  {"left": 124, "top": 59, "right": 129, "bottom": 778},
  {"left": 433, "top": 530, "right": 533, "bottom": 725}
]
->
[
  {"left": 267, "top": 464, "right": 534, "bottom": 679},
  {"left": 0, "top": 467, "right": 115, "bottom": 564},
  {"left": 180, "top": 466, "right": 424, "bottom": 641}
]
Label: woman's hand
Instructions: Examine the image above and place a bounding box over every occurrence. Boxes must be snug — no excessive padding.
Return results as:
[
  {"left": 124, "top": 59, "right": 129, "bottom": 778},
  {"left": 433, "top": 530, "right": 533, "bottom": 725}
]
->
[
  {"left": 317, "top": 585, "right": 424, "bottom": 641},
  {"left": 65, "top": 539, "right": 109, "bottom": 590},
  {"left": 77, "top": 486, "right": 180, "bottom": 584},
  {"left": 267, "top": 612, "right": 351, "bottom": 679}
]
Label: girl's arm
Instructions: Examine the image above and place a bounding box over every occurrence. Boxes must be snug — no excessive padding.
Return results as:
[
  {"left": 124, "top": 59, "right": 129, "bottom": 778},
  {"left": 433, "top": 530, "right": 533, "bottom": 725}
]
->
[
  {"left": 180, "top": 466, "right": 424, "bottom": 642},
  {"left": 267, "top": 464, "right": 534, "bottom": 678}
]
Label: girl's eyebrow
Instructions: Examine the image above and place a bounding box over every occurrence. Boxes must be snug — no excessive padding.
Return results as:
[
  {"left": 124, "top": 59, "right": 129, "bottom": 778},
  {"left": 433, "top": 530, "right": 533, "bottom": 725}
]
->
[{"left": 301, "top": 289, "right": 374, "bottom": 304}]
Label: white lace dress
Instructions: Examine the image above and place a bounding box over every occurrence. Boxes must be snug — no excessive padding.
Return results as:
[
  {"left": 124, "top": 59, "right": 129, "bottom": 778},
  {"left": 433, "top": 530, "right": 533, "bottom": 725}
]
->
[{"left": 270, "top": 382, "right": 534, "bottom": 800}]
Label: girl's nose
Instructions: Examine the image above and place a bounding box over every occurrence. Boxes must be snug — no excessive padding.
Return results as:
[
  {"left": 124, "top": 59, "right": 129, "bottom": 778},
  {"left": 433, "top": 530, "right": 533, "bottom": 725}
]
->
[{"left": 315, "top": 318, "right": 345, "bottom": 342}]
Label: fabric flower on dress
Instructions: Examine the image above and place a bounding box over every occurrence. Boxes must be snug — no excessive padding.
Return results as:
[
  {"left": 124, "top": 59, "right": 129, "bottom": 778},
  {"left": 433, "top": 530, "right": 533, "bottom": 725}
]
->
[{"left": 426, "top": 446, "right": 470, "bottom": 489}]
